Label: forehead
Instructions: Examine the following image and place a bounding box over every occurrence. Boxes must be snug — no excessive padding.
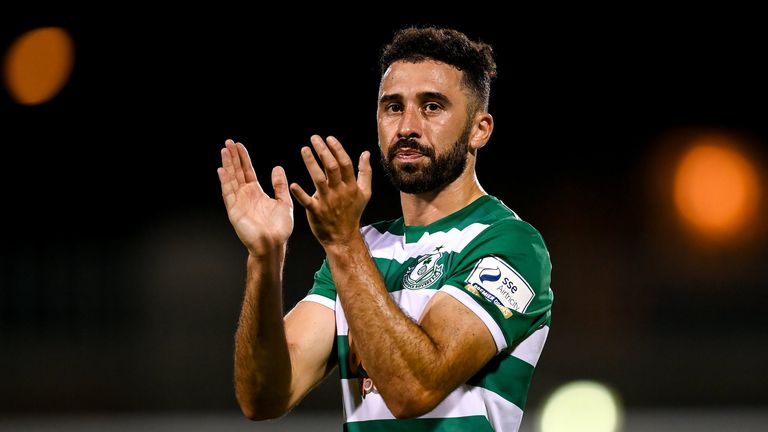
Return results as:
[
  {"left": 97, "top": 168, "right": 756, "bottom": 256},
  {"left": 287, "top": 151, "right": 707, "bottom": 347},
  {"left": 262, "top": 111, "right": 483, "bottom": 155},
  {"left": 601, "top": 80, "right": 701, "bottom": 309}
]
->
[{"left": 379, "top": 60, "right": 465, "bottom": 98}]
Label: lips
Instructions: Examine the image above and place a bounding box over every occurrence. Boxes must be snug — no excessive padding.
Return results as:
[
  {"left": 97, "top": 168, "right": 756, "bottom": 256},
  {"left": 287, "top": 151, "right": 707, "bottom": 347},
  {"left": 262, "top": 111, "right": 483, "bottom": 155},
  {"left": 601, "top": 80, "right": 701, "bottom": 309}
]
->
[
  {"left": 388, "top": 139, "right": 433, "bottom": 163},
  {"left": 394, "top": 149, "right": 424, "bottom": 161}
]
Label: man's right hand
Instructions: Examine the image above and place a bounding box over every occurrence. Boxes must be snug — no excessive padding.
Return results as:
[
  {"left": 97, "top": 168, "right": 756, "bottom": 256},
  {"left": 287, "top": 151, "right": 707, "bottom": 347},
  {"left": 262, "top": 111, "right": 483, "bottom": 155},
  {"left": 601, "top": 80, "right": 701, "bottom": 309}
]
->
[{"left": 217, "top": 139, "right": 294, "bottom": 257}]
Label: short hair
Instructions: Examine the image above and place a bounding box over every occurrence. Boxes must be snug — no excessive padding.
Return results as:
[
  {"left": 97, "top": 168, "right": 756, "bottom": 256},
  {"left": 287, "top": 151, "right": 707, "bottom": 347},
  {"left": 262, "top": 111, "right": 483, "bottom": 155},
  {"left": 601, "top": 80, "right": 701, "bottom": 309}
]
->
[{"left": 379, "top": 26, "right": 497, "bottom": 112}]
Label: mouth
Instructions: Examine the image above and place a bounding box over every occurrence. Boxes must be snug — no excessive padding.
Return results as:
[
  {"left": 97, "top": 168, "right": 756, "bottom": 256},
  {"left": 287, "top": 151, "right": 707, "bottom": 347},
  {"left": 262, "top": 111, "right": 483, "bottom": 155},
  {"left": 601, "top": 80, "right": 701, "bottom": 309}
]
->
[{"left": 394, "top": 149, "right": 425, "bottom": 162}]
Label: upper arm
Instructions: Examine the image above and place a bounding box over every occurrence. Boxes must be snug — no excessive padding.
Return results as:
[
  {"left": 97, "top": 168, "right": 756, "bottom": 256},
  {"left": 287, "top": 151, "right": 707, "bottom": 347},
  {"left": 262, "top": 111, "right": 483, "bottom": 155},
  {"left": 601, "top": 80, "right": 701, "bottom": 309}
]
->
[{"left": 283, "top": 300, "right": 336, "bottom": 410}]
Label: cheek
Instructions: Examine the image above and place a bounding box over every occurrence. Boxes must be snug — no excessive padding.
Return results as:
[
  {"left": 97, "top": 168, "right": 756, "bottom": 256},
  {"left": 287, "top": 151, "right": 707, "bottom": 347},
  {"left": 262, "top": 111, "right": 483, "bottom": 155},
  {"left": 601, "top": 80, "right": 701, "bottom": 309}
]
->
[
  {"left": 431, "top": 118, "right": 463, "bottom": 142},
  {"left": 376, "top": 125, "right": 389, "bottom": 152},
  {"left": 376, "top": 124, "right": 385, "bottom": 144},
  {"left": 377, "top": 119, "right": 397, "bottom": 141}
]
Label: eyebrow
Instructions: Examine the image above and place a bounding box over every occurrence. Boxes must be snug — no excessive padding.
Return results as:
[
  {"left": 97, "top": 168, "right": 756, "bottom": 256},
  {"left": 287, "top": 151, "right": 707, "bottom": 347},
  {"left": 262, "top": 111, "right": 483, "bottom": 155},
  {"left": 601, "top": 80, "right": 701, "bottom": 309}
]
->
[
  {"left": 379, "top": 94, "right": 401, "bottom": 105},
  {"left": 420, "top": 91, "right": 451, "bottom": 106},
  {"left": 378, "top": 91, "right": 452, "bottom": 106}
]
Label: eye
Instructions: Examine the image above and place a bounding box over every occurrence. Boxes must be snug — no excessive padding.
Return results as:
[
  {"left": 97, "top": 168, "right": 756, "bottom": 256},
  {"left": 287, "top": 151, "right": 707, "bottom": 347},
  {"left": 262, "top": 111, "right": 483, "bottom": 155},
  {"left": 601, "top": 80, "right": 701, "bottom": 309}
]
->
[
  {"left": 386, "top": 103, "right": 403, "bottom": 113},
  {"left": 424, "top": 102, "right": 442, "bottom": 113}
]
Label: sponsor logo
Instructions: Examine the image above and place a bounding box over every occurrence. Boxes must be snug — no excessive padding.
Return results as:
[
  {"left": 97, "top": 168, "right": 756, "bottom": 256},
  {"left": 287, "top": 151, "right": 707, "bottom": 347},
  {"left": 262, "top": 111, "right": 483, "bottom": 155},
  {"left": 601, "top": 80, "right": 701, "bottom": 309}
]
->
[
  {"left": 402, "top": 247, "right": 445, "bottom": 290},
  {"left": 465, "top": 283, "right": 513, "bottom": 319},
  {"left": 465, "top": 256, "right": 534, "bottom": 315}
]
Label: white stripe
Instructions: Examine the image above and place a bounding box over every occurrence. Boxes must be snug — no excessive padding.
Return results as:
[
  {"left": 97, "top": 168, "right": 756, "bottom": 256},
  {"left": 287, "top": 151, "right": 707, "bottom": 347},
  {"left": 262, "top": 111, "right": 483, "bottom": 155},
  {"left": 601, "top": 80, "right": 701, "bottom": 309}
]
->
[
  {"left": 342, "top": 380, "right": 486, "bottom": 422},
  {"left": 388, "top": 288, "right": 438, "bottom": 322},
  {"left": 362, "top": 223, "right": 490, "bottom": 264},
  {"left": 335, "top": 295, "right": 348, "bottom": 336},
  {"left": 508, "top": 325, "right": 549, "bottom": 367},
  {"left": 341, "top": 377, "right": 365, "bottom": 420},
  {"left": 440, "top": 285, "right": 508, "bottom": 352},
  {"left": 300, "top": 294, "right": 335, "bottom": 310},
  {"left": 477, "top": 385, "right": 525, "bottom": 432},
  {"left": 341, "top": 380, "right": 525, "bottom": 431}
]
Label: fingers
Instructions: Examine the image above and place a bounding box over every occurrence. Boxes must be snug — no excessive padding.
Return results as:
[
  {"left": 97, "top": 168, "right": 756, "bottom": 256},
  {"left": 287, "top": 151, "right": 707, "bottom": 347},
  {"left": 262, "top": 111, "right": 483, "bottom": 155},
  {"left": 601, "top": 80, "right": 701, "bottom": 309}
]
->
[
  {"left": 357, "top": 151, "right": 372, "bottom": 198},
  {"left": 325, "top": 136, "right": 355, "bottom": 183},
  {"left": 300, "top": 145, "right": 329, "bottom": 193},
  {"left": 220, "top": 140, "right": 237, "bottom": 183},
  {"left": 271, "top": 166, "right": 292, "bottom": 206},
  {"left": 309, "top": 135, "right": 341, "bottom": 186},
  {"left": 217, "top": 166, "right": 237, "bottom": 209},
  {"left": 219, "top": 146, "right": 240, "bottom": 202},
  {"left": 225, "top": 139, "right": 247, "bottom": 185},
  {"left": 220, "top": 138, "right": 264, "bottom": 192},
  {"left": 237, "top": 142, "right": 259, "bottom": 185},
  {"left": 222, "top": 135, "right": 368, "bottom": 213},
  {"left": 305, "top": 135, "right": 357, "bottom": 185}
]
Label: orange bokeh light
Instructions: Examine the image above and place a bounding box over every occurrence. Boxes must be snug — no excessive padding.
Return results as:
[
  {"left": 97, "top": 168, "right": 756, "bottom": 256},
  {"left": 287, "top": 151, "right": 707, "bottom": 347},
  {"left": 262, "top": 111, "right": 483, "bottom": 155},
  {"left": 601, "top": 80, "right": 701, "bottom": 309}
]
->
[
  {"left": 3, "top": 27, "right": 75, "bottom": 105},
  {"left": 674, "top": 142, "right": 760, "bottom": 238}
]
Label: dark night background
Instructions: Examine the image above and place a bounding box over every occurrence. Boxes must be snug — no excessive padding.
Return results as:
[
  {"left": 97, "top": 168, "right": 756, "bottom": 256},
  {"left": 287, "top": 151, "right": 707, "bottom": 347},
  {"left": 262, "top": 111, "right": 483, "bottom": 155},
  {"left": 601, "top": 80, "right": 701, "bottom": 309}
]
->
[{"left": 1, "top": 7, "right": 767, "bottom": 426}]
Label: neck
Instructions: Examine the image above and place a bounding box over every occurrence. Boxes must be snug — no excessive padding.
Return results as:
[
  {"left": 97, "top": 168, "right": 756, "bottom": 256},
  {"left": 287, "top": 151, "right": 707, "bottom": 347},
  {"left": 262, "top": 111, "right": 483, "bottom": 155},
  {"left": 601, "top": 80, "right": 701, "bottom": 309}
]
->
[{"left": 400, "top": 166, "right": 486, "bottom": 226}]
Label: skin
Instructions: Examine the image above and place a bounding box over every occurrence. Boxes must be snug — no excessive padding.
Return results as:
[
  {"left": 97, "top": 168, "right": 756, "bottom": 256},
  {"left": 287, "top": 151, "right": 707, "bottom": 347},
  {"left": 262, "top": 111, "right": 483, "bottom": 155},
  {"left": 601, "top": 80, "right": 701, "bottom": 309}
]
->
[{"left": 220, "top": 59, "right": 497, "bottom": 420}]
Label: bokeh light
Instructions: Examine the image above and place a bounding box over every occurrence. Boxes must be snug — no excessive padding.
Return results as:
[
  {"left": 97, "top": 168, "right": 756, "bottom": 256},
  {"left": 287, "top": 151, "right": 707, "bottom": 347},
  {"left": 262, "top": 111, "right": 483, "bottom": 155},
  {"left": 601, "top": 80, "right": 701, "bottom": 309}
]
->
[
  {"left": 3, "top": 26, "right": 75, "bottom": 105},
  {"left": 538, "top": 380, "right": 622, "bottom": 432},
  {"left": 674, "top": 141, "right": 760, "bottom": 239}
]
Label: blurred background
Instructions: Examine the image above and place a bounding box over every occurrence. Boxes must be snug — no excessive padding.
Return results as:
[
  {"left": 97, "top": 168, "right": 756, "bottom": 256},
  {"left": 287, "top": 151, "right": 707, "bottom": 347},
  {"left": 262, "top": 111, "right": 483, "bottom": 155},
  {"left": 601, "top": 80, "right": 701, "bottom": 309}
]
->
[{"left": 2, "top": 8, "right": 767, "bottom": 432}]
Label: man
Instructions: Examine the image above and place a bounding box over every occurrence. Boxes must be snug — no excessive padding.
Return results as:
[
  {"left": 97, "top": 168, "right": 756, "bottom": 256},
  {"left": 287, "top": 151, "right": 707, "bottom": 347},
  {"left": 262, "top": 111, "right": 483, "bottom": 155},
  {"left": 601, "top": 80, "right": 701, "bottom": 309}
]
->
[{"left": 217, "top": 26, "right": 553, "bottom": 431}]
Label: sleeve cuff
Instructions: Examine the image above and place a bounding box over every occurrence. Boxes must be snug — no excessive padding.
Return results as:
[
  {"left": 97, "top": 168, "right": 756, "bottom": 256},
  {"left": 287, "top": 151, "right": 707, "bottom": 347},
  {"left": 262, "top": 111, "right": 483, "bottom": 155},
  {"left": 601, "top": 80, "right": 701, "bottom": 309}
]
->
[{"left": 300, "top": 293, "right": 336, "bottom": 311}]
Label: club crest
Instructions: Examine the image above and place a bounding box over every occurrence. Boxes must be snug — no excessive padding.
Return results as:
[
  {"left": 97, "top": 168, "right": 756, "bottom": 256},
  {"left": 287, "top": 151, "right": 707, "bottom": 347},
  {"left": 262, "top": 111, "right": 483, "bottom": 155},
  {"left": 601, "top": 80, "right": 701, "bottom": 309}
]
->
[{"left": 402, "top": 247, "right": 445, "bottom": 290}]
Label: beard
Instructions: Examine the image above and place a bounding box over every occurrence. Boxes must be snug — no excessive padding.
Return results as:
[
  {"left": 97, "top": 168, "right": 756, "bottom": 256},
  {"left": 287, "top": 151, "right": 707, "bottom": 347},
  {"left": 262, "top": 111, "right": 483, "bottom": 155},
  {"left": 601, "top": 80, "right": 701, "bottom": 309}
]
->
[{"left": 380, "top": 122, "right": 472, "bottom": 194}]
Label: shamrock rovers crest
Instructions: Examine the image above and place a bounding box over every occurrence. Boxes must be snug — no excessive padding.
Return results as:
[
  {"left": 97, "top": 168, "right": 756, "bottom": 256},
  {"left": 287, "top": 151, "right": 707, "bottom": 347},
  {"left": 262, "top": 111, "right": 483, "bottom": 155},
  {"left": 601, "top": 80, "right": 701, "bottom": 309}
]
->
[{"left": 402, "top": 247, "right": 445, "bottom": 290}]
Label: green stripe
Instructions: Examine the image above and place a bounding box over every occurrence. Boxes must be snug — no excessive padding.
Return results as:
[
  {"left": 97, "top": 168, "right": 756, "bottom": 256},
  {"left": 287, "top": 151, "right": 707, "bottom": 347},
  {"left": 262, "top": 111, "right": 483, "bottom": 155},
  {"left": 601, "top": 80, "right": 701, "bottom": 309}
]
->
[
  {"left": 306, "top": 287, "right": 336, "bottom": 301},
  {"left": 401, "top": 196, "right": 501, "bottom": 242},
  {"left": 344, "top": 415, "right": 493, "bottom": 432},
  {"left": 370, "top": 218, "right": 403, "bottom": 236},
  {"left": 374, "top": 256, "right": 406, "bottom": 293},
  {"left": 337, "top": 335, "right": 357, "bottom": 379},
  {"left": 467, "top": 352, "right": 535, "bottom": 410}
]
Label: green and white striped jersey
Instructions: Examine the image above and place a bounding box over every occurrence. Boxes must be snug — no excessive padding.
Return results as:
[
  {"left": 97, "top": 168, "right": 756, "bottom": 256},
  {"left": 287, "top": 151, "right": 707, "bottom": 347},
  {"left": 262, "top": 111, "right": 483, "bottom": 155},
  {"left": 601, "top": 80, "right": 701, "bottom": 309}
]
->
[{"left": 302, "top": 195, "right": 553, "bottom": 432}]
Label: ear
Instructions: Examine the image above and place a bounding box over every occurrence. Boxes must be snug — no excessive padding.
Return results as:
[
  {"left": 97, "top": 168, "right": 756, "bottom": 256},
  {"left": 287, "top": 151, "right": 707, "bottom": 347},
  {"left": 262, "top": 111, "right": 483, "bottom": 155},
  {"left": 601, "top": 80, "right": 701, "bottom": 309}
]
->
[{"left": 469, "top": 111, "right": 494, "bottom": 151}]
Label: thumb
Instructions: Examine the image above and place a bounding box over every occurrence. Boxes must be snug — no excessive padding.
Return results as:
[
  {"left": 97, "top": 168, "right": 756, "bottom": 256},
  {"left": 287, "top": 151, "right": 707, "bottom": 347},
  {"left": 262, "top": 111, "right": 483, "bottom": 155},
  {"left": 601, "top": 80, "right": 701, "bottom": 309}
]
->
[
  {"left": 357, "top": 151, "right": 372, "bottom": 198},
  {"left": 272, "top": 166, "right": 292, "bottom": 206}
]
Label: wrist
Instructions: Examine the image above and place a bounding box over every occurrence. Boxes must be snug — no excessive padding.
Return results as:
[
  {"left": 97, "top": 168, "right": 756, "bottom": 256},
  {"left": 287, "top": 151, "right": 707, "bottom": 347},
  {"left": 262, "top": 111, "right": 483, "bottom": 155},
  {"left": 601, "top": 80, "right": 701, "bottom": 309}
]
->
[
  {"left": 247, "top": 241, "right": 287, "bottom": 262},
  {"left": 323, "top": 233, "right": 366, "bottom": 257}
]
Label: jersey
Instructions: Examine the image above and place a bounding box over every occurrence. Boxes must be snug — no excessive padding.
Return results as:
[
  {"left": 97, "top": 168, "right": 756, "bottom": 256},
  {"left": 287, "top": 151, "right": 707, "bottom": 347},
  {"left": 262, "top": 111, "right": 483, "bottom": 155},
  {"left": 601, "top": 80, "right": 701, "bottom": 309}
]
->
[{"left": 301, "top": 195, "right": 553, "bottom": 432}]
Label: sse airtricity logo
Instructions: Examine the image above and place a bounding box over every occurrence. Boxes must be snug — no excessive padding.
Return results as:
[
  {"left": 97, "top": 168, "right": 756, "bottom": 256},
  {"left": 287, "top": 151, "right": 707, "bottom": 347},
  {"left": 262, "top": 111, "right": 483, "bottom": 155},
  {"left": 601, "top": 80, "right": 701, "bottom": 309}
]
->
[
  {"left": 464, "top": 255, "right": 535, "bottom": 318},
  {"left": 402, "top": 247, "right": 445, "bottom": 290}
]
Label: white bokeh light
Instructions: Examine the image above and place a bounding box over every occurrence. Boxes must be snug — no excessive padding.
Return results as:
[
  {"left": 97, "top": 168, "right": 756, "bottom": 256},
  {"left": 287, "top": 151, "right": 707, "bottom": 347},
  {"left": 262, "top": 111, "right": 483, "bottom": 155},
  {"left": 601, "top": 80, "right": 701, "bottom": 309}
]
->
[{"left": 539, "top": 380, "right": 622, "bottom": 432}]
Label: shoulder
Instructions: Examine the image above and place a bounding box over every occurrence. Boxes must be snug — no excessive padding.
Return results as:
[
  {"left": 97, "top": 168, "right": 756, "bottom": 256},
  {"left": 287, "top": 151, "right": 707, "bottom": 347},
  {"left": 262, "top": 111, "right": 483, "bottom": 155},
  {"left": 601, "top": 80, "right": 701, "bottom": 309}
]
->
[
  {"left": 455, "top": 200, "right": 552, "bottom": 297},
  {"left": 467, "top": 196, "right": 548, "bottom": 257},
  {"left": 460, "top": 217, "right": 550, "bottom": 276},
  {"left": 483, "top": 217, "right": 547, "bottom": 249}
]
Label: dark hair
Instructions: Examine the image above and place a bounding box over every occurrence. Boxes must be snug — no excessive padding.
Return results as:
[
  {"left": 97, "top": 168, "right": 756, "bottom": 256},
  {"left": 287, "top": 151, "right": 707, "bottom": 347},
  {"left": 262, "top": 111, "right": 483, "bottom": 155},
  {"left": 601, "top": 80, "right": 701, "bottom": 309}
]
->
[{"left": 379, "top": 26, "right": 497, "bottom": 112}]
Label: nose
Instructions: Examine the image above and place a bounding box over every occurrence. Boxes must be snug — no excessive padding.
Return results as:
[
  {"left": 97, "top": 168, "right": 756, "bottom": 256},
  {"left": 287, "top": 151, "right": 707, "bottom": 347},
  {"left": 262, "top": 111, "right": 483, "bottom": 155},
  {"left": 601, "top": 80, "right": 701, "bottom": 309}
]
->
[{"left": 397, "top": 105, "right": 422, "bottom": 139}]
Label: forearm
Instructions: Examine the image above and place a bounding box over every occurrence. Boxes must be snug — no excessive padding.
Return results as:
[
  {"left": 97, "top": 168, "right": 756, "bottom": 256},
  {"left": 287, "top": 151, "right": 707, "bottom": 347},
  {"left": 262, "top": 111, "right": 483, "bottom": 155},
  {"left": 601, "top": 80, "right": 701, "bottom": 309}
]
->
[
  {"left": 326, "top": 236, "right": 443, "bottom": 412},
  {"left": 234, "top": 249, "right": 292, "bottom": 419}
]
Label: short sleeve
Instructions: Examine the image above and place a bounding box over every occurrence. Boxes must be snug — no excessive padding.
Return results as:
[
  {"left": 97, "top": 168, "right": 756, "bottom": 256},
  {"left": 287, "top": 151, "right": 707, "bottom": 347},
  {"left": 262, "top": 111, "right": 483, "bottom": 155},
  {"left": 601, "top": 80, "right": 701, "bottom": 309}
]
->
[
  {"left": 300, "top": 257, "right": 337, "bottom": 310},
  {"left": 440, "top": 218, "right": 553, "bottom": 353}
]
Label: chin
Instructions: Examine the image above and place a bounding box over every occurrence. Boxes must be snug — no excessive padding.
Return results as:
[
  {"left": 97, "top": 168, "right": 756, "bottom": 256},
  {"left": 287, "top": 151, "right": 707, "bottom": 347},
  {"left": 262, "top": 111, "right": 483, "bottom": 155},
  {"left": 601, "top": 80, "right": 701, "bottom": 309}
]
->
[{"left": 394, "top": 160, "right": 425, "bottom": 174}]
